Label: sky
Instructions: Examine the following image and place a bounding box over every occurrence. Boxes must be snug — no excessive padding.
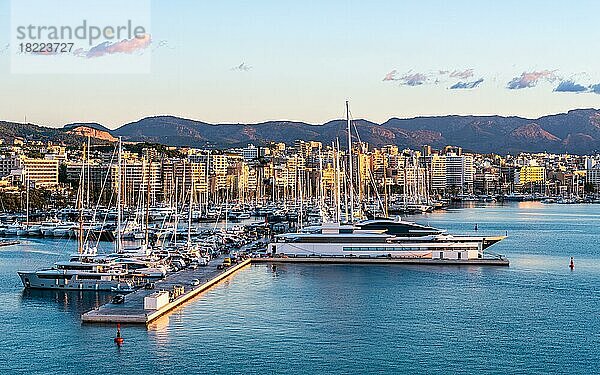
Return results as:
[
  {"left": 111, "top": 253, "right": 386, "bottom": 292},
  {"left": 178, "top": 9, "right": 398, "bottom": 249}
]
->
[{"left": 0, "top": 0, "right": 600, "bottom": 128}]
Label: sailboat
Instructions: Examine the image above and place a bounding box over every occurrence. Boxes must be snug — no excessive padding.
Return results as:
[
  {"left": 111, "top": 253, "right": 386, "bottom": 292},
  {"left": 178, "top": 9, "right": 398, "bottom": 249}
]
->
[
  {"left": 16, "top": 175, "right": 30, "bottom": 236},
  {"left": 16, "top": 138, "right": 137, "bottom": 292}
]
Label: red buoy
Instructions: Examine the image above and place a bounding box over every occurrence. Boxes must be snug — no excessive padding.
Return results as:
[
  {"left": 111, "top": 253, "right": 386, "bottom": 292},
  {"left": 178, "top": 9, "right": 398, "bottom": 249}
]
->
[
  {"left": 114, "top": 323, "right": 124, "bottom": 346},
  {"left": 569, "top": 257, "right": 574, "bottom": 270}
]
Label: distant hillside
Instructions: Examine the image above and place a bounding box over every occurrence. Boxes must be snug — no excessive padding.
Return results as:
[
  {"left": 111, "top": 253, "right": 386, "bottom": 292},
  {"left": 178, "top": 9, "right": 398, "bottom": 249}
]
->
[
  {"left": 66, "top": 125, "right": 117, "bottom": 142},
  {"left": 112, "top": 109, "right": 600, "bottom": 154},
  {"left": 63, "top": 122, "right": 112, "bottom": 132},
  {"left": 3, "top": 109, "right": 600, "bottom": 154},
  {"left": 0, "top": 121, "right": 75, "bottom": 144},
  {"left": 0, "top": 121, "right": 112, "bottom": 147}
]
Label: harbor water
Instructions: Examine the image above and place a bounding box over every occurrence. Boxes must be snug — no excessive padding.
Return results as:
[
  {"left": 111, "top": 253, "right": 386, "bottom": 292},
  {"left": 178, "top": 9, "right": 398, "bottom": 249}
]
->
[{"left": 1, "top": 202, "right": 599, "bottom": 374}]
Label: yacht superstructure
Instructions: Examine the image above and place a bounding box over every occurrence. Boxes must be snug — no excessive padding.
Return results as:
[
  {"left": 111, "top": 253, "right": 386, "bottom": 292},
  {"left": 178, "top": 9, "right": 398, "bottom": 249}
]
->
[
  {"left": 270, "top": 218, "right": 505, "bottom": 260},
  {"left": 17, "top": 255, "right": 134, "bottom": 292}
]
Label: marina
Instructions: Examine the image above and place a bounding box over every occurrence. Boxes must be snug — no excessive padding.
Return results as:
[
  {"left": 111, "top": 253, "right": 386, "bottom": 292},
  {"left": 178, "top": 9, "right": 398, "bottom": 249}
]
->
[
  {"left": 14, "top": 212, "right": 508, "bottom": 324},
  {"left": 2, "top": 1, "right": 599, "bottom": 372}
]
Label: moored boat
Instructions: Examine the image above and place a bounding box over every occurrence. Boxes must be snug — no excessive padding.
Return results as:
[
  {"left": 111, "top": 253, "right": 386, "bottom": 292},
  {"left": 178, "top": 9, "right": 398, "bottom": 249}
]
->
[{"left": 269, "top": 217, "right": 506, "bottom": 260}]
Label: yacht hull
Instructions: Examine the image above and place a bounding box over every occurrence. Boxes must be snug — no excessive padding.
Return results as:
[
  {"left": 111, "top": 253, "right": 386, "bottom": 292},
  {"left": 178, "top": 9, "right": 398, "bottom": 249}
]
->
[{"left": 17, "top": 271, "right": 133, "bottom": 292}]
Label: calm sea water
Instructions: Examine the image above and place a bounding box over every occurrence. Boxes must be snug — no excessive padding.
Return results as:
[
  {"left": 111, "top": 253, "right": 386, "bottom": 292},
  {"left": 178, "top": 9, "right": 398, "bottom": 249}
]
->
[{"left": 1, "top": 202, "right": 599, "bottom": 374}]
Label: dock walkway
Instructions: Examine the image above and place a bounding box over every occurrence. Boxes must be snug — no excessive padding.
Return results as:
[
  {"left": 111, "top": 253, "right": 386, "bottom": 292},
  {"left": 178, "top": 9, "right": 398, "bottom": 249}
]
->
[{"left": 82, "top": 257, "right": 251, "bottom": 324}]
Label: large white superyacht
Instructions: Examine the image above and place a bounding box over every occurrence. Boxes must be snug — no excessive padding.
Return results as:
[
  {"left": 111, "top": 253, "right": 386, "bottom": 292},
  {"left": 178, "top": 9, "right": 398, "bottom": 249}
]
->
[{"left": 269, "top": 217, "right": 506, "bottom": 260}]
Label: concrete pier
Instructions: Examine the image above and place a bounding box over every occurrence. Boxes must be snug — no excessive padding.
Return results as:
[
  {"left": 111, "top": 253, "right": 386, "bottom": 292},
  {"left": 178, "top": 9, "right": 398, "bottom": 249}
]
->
[{"left": 82, "top": 258, "right": 251, "bottom": 324}]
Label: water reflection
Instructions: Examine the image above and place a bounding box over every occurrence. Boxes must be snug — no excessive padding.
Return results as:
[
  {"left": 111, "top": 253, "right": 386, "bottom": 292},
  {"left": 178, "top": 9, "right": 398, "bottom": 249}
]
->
[{"left": 20, "top": 288, "right": 113, "bottom": 315}]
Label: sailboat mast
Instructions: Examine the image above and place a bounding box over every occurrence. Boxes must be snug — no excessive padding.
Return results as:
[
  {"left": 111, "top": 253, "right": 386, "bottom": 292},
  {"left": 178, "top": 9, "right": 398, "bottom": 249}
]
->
[
  {"left": 173, "top": 177, "right": 178, "bottom": 246},
  {"left": 335, "top": 140, "right": 342, "bottom": 223},
  {"left": 86, "top": 135, "right": 91, "bottom": 208},
  {"left": 205, "top": 151, "right": 210, "bottom": 216},
  {"left": 187, "top": 162, "right": 193, "bottom": 246},
  {"left": 384, "top": 172, "right": 389, "bottom": 217},
  {"left": 298, "top": 163, "right": 303, "bottom": 229},
  {"left": 116, "top": 137, "right": 123, "bottom": 254},
  {"left": 144, "top": 158, "right": 151, "bottom": 246},
  {"left": 346, "top": 101, "right": 355, "bottom": 222},
  {"left": 78, "top": 152, "right": 84, "bottom": 254},
  {"left": 25, "top": 174, "right": 30, "bottom": 230},
  {"left": 318, "top": 146, "right": 324, "bottom": 215}
]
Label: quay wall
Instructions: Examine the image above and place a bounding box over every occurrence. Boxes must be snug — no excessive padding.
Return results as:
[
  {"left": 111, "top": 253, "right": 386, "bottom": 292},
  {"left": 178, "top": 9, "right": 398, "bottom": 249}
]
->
[{"left": 252, "top": 257, "right": 509, "bottom": 266}]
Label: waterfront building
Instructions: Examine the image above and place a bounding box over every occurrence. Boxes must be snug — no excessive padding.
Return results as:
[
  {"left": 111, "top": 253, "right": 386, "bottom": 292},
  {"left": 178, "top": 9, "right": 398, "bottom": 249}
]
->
[
  {"left": 444, "top": 153, "right": 474, "bottom": 193},
  {"left": 114, "top": 160, "right": 162, "bottom": 206},
  {"left": 422, "top": 154, "right": 446, "bottom": 194},
  {"left": 474, "top": 168, "right": 501, "bottom": 194},
  {"left": 514, "top": 165, "right": 545, "bottom": 186},
  {"left": 586, "top": 165, "right": 600, "bottom": 192},
  {"left": 7, "top": 134, "right": 600, "bottom": 202},
  {"left": 17, "top": 157, "right": 59, "bottom": 187},
  {"left": 161, "top": 160, "right": 207, "bottom": 203}
]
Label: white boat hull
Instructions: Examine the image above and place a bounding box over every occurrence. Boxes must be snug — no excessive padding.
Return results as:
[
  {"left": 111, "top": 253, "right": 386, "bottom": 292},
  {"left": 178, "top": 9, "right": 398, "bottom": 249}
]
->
[{"left": 17, "top": 271, "right": 133, "bottom": 292}]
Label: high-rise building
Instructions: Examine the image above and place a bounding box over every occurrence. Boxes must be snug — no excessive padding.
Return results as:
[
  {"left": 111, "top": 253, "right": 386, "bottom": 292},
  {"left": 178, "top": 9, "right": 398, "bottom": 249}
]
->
[
  {"left": 585, "top": 167, "right": 600, "bottom": 192},
  {"left": 241, "top": 144, "right": 259, "bottom": 161},
  {"left": 515, "top": 166, "right": 545, "bottom": 186},
  {"left": 445, "top": 154, "right": 474, "bottom": 193},
  {"left": 423, "top": 155, "right": 446, "bottom": 193}
]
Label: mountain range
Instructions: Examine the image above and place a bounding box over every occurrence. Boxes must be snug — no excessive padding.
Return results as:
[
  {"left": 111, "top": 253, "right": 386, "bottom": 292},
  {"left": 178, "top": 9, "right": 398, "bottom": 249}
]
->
[{"left": 3, "top": 108, "right": 600, "bottom": 154}]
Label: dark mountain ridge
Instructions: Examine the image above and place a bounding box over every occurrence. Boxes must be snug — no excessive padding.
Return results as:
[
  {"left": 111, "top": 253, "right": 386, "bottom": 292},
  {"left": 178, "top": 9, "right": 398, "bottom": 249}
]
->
[{"left": 2, "top": 109, "right": 600, "bottom": 154}]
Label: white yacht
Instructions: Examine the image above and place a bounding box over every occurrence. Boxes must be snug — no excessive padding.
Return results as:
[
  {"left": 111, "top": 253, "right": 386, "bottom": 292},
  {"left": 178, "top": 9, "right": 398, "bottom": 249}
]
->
[
  {"left": 27, "top": 224, "right": 42, "bottom": 236},
  {"left": 40, "top": 221, "right": 62, "bottom": 236},
  {"left": 4, "top": 222, "right": 22, "bottom": 236},
  {"left": 269, "top": 218, "right": 506, "bottom": 260},
  {"left": 51, "top": 223, "right": 76, "bottom": 237},
  {"left": 17, "top": 259, "right": 134, "bottom": 291}
]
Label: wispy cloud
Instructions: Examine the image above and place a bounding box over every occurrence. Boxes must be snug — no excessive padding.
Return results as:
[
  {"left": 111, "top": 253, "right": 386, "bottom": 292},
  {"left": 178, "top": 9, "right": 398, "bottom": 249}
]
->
[
  {"left": 231, "top": 62, "right": 252, "bottom": 71},
  {"left": 152, "top": 40, "right": 173, "bottom": 52},
  {"left": 382, "top": 70, "right": 398, "bottom": 81},
  {"left": 381, "top": 67, "right": 599, "bottom": 94},
  {"left": 399, "top": 71, "right": 428, "bottom": 86},
  {"left": 506, "top": 70, "right": 558, "bottom": 89},
  {"left": 449, "top": 78, "right": 484, "bottom": 90},
  {"left": 554, "top": 80, "right": 588, "bottom": 93},
  {"left": 84, "top": 34, "right": 152, "bottom": 58},
  {"left": 384, "top": 68, "right": 477, "bottom": 87},
  {"left": 449, "top": 69, "right": 474, "bottom": 79}
]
